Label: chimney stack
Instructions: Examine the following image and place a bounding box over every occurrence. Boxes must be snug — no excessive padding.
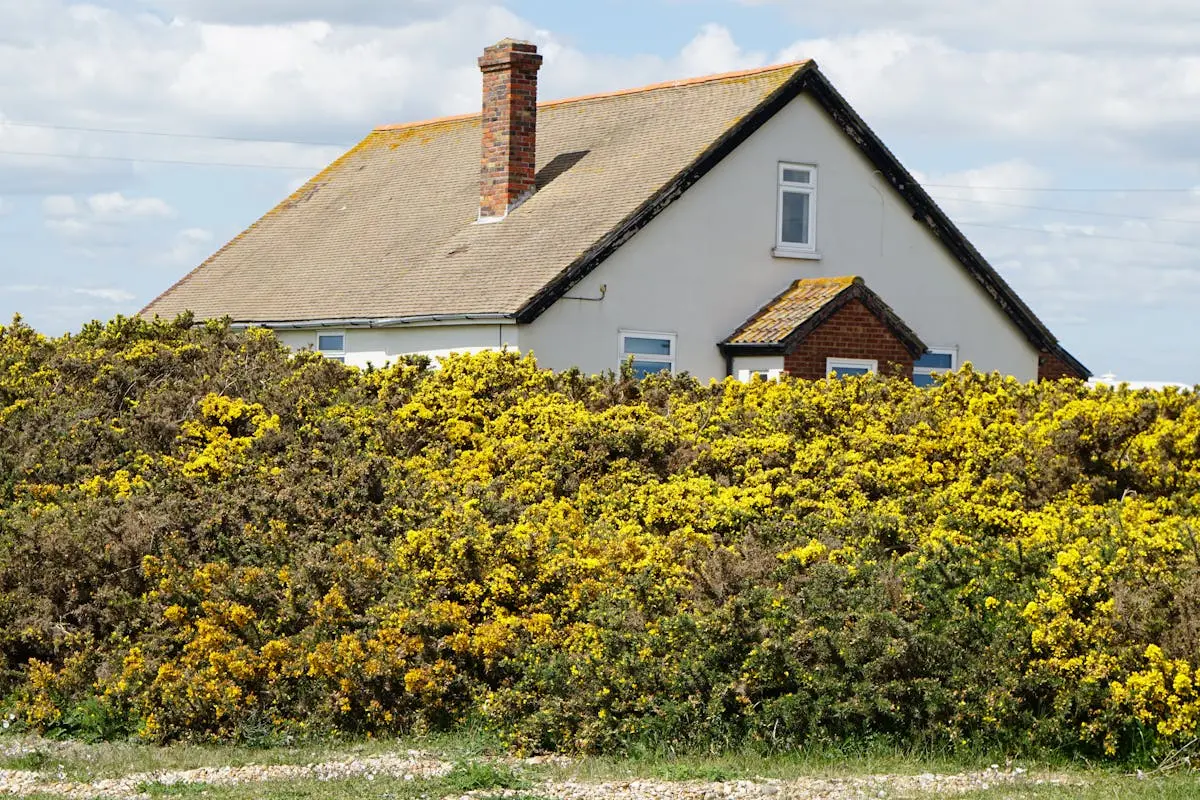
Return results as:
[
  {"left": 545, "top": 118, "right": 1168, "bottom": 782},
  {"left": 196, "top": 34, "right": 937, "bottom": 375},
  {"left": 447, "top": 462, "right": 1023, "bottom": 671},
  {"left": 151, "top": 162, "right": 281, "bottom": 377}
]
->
[{"left": 478, "top": 39, "right": 543, "bottom": 220}]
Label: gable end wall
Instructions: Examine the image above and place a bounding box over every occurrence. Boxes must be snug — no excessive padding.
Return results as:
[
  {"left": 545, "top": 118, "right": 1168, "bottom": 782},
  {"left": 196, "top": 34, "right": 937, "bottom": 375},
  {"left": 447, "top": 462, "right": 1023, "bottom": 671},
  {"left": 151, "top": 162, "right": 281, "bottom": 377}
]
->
[{"left": 522, "top": 92, "right": 1041, "bottom": 381}]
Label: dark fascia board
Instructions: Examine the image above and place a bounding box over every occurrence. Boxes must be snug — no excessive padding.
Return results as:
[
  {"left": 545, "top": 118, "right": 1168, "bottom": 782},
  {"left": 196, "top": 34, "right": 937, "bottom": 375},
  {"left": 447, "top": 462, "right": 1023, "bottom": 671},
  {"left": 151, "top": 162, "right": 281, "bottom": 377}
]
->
[
  {"left": 515, "top": 63, "right": 819, "bottom": 325},
  {"left": 515, "top": 62, "right": 1090, "bottom": 379},
  {"left": 797, "top": 72, "right": 1090, "bottom": 378},
  {"left": 718, "top": 278, "right": 928, "bottom": 358},
  {"left": 1048, "top": 342, "right": 1091, "bottom": 379}
]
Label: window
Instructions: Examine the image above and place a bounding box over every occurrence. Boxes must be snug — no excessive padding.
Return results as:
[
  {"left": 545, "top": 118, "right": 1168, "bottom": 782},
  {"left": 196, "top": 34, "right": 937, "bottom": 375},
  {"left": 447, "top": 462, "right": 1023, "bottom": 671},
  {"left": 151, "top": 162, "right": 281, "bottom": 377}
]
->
[
  {"left": 737, "top": 369, "right": 783, "bottom": 382},
  {"left": 826, "top": 357, "right": 877, "bottom": 377},
  {"left": 776, "top": 163, "right": 817, "bottom": 256},
  {"left": 619, "top": 330, "right": 675, "bottom": 378},
  {"left": 317, "top": 332, "right": 345, "bottom": 363},
  {"left": 913, "top": 348, "right": 957, "bottom": 387}
]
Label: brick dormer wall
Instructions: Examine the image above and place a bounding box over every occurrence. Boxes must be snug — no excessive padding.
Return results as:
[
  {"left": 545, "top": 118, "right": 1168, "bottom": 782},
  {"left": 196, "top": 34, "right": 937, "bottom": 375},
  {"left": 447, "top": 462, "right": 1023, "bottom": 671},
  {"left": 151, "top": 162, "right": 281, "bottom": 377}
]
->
[
  {"left": 782, "top": 298, "right": 915, "bottom": 380},
  {"left": 1037, "top": 350, "right": 1082, "bottom": 381}
]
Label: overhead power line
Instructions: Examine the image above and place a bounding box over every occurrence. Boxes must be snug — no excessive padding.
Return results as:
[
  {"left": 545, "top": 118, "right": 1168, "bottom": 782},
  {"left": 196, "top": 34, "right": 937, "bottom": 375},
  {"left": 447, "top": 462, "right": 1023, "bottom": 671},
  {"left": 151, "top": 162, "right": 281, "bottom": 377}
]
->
[
  {"left": 0, "top": 148, "right": 323, "bottom": 171},
  {"left": 0, "top": 119, "right": 351, "bottom": 148},
  {"left": 926, "top": 196, "right": 1200, "bottom": 226},
  {"left": 958, "top": 221, "right": 1200, "bottom": 251},
  {"left": 923, "top": 183, "right": 1197, "bottom": 194}
]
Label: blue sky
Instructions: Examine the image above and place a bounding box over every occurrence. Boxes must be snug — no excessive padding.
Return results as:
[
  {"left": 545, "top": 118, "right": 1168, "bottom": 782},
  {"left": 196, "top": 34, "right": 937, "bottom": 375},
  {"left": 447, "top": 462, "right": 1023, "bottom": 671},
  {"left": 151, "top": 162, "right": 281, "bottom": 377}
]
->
[{"left": 2, "top": 0, "right": 1199, "bottom": 381}]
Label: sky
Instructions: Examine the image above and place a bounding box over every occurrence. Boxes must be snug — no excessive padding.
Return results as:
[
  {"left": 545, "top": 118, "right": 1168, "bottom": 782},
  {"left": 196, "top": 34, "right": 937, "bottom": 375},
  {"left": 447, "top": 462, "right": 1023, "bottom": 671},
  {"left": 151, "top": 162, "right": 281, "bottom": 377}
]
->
[{"left": 1, "top": 1, "right": 1198, "bottom": 382}]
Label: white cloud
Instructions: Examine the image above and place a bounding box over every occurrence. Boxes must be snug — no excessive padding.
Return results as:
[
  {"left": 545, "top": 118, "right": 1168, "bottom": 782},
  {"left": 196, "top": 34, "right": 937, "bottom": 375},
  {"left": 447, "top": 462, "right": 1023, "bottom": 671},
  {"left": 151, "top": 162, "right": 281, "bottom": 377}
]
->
[
  {"left": 160, "top": 226, "right": 214, "bottom": 266},
  {"left": 73, "top": 287, "right": 137, "bottom": 303},
  {"left": 676, "top": 23, "right": 766, "bottom": 75},
  {"left": 1, "top": 283, "right": 136, "bottom": 305},
  {"left": 776, "top": 30, "right": 1200, "bottom": 162},
  {"left": 743, "top": 0, "right": 1200, "bottom": 52},
  {"left": 955, "top": 190, "right": 1200, "bottom": 329},
  {"left": 917, "top": 160, "right": 1052, "bottom": 223},
  {"left": 140, "top": 0, "right": 477, "bottom": 25},
  {"left": 42, "top": 195, "right": 79, "bottom": 217},
  {"left": 86, "top": 192, "right": 175, "bottom": 220},
  {"left": 42, "top": 192, "right": 175, "bottom": 245}
]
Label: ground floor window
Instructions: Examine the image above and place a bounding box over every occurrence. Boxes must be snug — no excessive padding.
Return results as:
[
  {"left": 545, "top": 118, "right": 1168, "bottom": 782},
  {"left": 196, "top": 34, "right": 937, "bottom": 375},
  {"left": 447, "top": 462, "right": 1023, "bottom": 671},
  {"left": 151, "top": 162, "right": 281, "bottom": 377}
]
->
[
  {"left": 737, "top": 368, "right": 783, "bottom": 382},
  {"left": 913, "top": 348, "right": 957, "bottom": 387},
  {"left": 826, "top": 357, "right": 877, "bottom": 377},
  {"left": 317, "top": 332, "right": 346, "bottom": 363},
  {"left": 619, "top": 330, "right": 675, "bottom": 378}
]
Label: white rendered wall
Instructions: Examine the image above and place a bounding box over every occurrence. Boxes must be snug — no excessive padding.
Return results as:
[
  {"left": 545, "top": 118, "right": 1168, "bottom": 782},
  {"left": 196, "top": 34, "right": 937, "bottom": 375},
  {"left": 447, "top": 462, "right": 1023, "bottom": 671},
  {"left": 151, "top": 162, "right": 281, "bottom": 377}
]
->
[
  {"left": 520, "top": 93, "right": 1040, "bottom": 382},
  {"left": 274, "top": 324, "right": 518, "bottom": 369}
]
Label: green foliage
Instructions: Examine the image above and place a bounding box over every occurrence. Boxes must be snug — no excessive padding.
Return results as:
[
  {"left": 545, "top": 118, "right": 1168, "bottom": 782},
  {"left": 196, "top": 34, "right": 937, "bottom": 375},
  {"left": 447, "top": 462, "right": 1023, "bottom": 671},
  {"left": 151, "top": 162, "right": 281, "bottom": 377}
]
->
[
  {"left": 0, "top": 749, "right": 49, "bottom": 771},
  {"left": 1, "top": 314, "right": 1199, "bottom": 759},
  {"left": 444, "top": 761, "right": 529, "bottom": 791}
]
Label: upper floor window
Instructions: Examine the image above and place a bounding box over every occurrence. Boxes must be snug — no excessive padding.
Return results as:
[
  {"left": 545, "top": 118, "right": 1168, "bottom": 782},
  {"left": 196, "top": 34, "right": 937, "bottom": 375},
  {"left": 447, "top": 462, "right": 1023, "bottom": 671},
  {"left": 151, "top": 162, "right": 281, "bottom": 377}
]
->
[
  {"left": 619, "top": 330, "right": 675, "bottom": 379},
  {"left": 913, "top": 348, "right": 957, "bottom": 387},
  {"left": 317, "top": 332, "right": 345, "bottom": 363},
  {"left": 776, "top": 163, "right": 817, "bottom": 257}
]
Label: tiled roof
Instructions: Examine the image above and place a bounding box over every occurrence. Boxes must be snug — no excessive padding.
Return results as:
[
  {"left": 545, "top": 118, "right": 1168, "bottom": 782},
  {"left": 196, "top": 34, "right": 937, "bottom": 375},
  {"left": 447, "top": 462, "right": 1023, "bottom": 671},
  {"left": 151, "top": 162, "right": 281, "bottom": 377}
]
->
[
  {"left": 721, "top": 276, "right": 926, "bottom": 356},
  {"left": 141, "top": 63, "right": 807, "bottom": 323},
  {"left": 726, "top": 276, "right": 858, "bottom": 345}
]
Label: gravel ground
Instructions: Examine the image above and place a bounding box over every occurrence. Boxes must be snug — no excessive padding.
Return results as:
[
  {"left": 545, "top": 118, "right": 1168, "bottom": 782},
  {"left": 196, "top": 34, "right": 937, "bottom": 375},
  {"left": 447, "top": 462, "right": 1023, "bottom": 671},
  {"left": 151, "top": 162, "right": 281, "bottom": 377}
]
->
[
  {"left": 0, "top": 751, "right": 449, "bottom": 798},
  {"left": 0, "top": 752, "right": 1071, "bottom": 800}
]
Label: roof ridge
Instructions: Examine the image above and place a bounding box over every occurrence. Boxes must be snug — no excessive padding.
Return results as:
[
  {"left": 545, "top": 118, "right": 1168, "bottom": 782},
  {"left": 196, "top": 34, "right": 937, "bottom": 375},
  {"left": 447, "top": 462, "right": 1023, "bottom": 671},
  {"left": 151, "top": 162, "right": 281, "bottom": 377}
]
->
[
  {"left": 373, "top": 61, "right": 809, "bottom": 133},
  {"left": 539, "top": 61, "right": 809, "bottom": 110}
]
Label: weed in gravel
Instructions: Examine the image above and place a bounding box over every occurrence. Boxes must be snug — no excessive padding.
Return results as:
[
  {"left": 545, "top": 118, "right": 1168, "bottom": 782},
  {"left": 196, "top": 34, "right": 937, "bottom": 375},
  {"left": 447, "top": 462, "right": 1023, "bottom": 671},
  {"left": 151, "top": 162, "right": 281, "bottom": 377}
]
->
[{"left": 444, "top": 760, "right": 531, "bottom": 792}]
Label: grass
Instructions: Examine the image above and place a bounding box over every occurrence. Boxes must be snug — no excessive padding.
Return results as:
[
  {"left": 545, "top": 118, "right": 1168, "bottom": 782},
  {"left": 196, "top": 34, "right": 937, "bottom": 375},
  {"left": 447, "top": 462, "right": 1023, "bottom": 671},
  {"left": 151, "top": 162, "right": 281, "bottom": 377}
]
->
[
  {"left": 0, "top": 729, "right": 500, "bottom": 782},
  {"left": 0, "top": 748, "right": 50, "bottom": 770},
  {"left": 442, "top": 760, "right": 530, "bottom": 792},
  {"left": 955, "top": 774, "right": 1200, "bottom": 799},
  {"left": 2, "top": 731, "right": 1197, "bottom": 800},
  {"left": 556, "top": 741, "right": 1043, "bottom": 782}
]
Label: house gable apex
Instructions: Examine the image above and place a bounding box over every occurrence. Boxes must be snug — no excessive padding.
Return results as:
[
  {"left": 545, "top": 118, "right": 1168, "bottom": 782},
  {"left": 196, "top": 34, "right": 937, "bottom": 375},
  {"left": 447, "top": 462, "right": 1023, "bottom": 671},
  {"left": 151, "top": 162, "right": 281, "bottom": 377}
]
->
[{"left": 516, "top": 63, "right": 1089, "bottom": 379}]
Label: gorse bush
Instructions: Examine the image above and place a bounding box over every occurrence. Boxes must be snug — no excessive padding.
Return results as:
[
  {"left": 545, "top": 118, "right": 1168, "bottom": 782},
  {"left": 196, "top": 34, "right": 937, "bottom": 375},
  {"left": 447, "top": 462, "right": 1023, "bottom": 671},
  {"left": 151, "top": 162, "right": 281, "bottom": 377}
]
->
[{"left": 1, "top": 314, "right": 1199, "bottom": 758}]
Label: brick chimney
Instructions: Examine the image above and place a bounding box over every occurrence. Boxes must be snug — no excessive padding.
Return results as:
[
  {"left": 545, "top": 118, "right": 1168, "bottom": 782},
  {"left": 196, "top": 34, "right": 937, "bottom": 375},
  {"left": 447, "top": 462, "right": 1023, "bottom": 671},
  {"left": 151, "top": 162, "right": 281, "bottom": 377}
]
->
[{"left": 478, "top": 38, "right": 543, "bottom": 220}]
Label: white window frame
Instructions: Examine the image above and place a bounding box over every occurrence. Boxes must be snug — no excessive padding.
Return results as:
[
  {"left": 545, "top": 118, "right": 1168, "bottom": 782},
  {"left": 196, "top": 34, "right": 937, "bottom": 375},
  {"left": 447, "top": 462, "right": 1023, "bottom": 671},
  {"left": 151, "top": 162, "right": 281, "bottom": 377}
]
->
[
  {"left": 774, "top": 162, "right": 819, "bottom": 259},
  {"left": 618, "top": 330, "right": 676, "bottom": 377},
  {"left": 826, "top": 357, "right": 877, "bottom": 377},
  {"left": 737, "top": 368, "right": 784, "bottom": 383},
  {"left": 316, "top": 330, "right": 346, "bottom": 363},
  {"left": 913, "top": 347, "right": 958, "bottom": 386}
]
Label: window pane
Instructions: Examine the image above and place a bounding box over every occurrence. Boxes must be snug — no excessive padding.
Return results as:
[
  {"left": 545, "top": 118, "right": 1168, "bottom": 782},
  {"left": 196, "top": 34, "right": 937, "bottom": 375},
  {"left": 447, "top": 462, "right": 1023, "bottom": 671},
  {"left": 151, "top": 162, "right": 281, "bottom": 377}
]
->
[
  {"left": 318, "top": 334, "right": 344, "bottom": 351},
  {"left": 781, "top": 190, "right": 811, "bottom": 245},
  {"left": 915, "top": 352, "right": 953, "bottom": 369},
  {"left": 782, "top": 168, "right": 812, "bottom": 184},
  {"left": 631, "top": 360, "right": 672, "bottom": 379},
  {"left": 832, "top": 366, "right": 871, "bottom": 377},
  {"left": 624, "top": 336, "right": 671, "bottom": 356},
  {"left": 913, "top": 372, "right": 937, "bottom": 387}
]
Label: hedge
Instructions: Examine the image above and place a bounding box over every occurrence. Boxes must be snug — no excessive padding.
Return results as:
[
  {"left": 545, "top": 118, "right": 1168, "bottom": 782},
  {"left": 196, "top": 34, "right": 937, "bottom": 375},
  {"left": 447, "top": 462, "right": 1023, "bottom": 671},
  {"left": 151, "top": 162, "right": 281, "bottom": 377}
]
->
[{"left": 1, "top": 314, "right": 1198, "bottom": 757}]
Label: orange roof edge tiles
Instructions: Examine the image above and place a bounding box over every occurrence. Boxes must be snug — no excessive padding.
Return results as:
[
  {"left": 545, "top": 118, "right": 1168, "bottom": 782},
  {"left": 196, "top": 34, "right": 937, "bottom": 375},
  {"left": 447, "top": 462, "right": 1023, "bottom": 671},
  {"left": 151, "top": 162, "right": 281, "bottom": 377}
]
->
[
  {"left": 727, "top": 276, "right": 859, "bottom": 345},
  {"left": 373, "top": 61, "right": 810, "bottom": 133}
]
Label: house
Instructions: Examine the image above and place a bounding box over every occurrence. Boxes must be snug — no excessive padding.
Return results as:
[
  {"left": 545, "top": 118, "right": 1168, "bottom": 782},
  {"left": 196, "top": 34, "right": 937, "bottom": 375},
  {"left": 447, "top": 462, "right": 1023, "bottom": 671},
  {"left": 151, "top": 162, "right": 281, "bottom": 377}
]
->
[{"left": 142, "top": 39, "right": 1089, "bottom": 383}]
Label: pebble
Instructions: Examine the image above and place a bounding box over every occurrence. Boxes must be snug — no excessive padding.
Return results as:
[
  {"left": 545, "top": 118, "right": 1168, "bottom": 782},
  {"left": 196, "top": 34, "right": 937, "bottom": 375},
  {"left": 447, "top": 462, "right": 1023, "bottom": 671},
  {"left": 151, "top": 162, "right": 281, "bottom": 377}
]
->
[{"left": 0, "top": 749, "right": 1076, "bottom": 800}]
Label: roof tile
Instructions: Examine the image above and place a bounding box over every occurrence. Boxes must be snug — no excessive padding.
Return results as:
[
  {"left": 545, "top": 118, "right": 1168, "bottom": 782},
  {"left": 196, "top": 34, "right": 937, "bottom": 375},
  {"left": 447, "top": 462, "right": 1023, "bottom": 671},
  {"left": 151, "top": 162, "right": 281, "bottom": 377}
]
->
[
  {"left": 142, "top": 63, "right": 807, "bottom": 323},
  {"left": 726, "top": 276, "right": 859, "bottom": 345}
]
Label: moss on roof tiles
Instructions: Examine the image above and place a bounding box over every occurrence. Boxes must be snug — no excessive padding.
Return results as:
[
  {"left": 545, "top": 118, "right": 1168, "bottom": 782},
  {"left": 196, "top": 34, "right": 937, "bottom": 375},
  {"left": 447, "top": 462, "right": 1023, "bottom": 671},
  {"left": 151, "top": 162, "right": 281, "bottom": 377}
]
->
[
  {"left": 142, "top": 63, "right": 808, "bottom": 323},
  {"left": 728, "top": 277, "right": 859, "bottom": 345}
]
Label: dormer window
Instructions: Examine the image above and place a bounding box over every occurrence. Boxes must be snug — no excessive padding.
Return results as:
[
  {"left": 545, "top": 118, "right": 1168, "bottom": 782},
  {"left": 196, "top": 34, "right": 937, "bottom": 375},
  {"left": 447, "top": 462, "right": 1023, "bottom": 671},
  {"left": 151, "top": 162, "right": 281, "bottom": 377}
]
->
[{"left": 775, "top": 163, "right": 818, "bottom": 258}]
